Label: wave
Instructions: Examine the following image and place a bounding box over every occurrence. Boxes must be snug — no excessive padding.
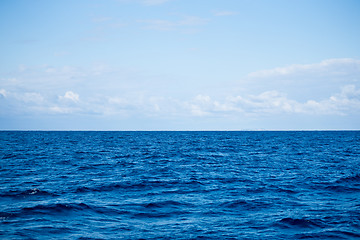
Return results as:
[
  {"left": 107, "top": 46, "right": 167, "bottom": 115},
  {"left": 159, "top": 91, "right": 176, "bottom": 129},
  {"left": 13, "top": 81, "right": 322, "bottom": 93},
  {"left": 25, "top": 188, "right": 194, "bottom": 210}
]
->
[
  {"left": 132, "top": 211, "right": 186, "bottom": 219},
  {"left": 296, "top": 230, "right": 360, "bottom": 239},
  {"left": 1, "top": 202, "right": 130, "bottom": 219},
  {"left": 275, "top": 186, "right": 298, "bottom": 194},
  {"left": 218, "top": 199, "right": 272, "bottom": 211},
  {"left": 1, "top": 203, "right": 89, "bottom": 219},
  {"left": 143, "top": 200, "right": 194, "bottom": 209},
  {"left": 75, "top": 179, "right": 204, "bottom": 193},
  {"left": 75, "top": 182, "right": 151, "bottom": 193},
  {"left": 246, "top": 187, "right": 266, "bottom": 193},
  {"left": 325, "top": 185, "right": 360, "bottom": 193},
  {"left": 249, "top": 185, "right": 298, "bottom": 194},
  {"left": 1, "top": 153, "right": 19, "bottom": 159},
  {"left": 21, "top": 202, "right": 91, "bottom": 214},
  {"left": 121, "top": 200, "right": 193, "bottom": 219},
  {"left": 278, "top": 217, "right": 324, "bottom": 229},
  {"left": 0, "top": 188, "right": 57, "bottom": 198},
  {"left": 335, "top": 173, "right": 360, "bottom": 184},
  {"left": 2, "top": 131, "right": 360, "bottom": 239},
  {"left": 219, "top": 199, "right": 248, "bottom": 209},
  {"left": 112, "top": 154, "right": 133, "bottom": 159}
]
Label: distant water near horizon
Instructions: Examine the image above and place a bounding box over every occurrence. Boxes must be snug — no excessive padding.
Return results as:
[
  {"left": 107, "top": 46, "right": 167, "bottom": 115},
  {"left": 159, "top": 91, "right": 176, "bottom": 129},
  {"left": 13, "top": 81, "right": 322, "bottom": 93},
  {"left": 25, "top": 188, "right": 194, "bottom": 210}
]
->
[{"left": 1, "top": 131, "right": 359, "bottom": 239}]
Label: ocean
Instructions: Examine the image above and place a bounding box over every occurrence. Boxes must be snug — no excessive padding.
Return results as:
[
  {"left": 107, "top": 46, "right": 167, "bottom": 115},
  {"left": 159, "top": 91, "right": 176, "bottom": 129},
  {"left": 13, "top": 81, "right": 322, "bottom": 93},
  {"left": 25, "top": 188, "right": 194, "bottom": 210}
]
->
[{"left": 0, "top": 131, "right": 359, "bottom": 239}]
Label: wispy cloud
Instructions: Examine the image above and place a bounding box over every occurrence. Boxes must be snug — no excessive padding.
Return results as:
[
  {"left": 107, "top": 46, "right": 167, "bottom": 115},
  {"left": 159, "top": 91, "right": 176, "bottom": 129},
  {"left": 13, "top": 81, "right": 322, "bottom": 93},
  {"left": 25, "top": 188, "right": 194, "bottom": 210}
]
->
[
  {"left": 2, "top": 59, "right": 360, "bottom": 125},
  {"left": 2, "top": 84, "right": 360, "bottom": 119},
  {"left": 184, "top": 85, "right": 360, "bottom": 117},
  {"left": 248, "top": 58, "right": 360, "bottom": 78},
  {"left": 241, "top": 58, "right": 360, "bottom": 103},
  {"left": 185, "top": 95, "right": 236, "bottom": 116}
]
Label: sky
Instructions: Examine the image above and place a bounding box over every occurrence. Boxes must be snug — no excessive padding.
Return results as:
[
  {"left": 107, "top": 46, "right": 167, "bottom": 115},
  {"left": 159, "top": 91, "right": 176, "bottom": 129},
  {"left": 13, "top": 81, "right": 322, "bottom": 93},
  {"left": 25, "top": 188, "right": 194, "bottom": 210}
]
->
[{"left": 1, "top": 0, "right": 360, "bottom": 130}]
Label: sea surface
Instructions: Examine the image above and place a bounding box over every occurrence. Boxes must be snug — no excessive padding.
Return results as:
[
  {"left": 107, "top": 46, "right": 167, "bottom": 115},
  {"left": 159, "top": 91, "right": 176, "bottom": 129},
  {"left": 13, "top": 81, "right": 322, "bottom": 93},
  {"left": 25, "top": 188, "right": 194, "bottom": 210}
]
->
[{"left": 0, "top": 131, "right": 359, "bottom": 239}]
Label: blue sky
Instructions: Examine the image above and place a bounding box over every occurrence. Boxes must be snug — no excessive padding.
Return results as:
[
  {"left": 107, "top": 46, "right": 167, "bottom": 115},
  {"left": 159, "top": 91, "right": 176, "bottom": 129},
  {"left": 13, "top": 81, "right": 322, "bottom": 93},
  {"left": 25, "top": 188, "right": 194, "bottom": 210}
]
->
[{"left": 1, "top": 0, "right": 360, "bottom": 130}]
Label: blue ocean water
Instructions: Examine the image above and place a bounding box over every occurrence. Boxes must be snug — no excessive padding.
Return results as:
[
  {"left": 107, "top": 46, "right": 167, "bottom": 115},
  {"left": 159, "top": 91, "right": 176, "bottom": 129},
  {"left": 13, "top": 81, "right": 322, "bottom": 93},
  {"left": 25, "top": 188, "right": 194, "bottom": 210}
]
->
[{"left": 0, "top": 131, "right": 359, "bottom": 240}]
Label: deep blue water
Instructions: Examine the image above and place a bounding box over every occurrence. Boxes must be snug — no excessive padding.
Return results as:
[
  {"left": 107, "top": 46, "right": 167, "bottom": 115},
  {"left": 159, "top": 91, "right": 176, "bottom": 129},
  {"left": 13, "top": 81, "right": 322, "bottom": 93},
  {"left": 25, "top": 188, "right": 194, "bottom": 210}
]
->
[{"left": 0, "top": 131, "right": 360, "bottom": 240}]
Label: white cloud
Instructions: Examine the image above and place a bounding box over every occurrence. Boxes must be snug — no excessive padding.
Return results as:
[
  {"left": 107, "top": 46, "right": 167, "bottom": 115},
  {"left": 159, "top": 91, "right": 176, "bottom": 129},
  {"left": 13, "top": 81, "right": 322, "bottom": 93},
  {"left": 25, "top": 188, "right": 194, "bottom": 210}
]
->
[
  {"left": 21, "top": 92, "right": 44, "bottom": 103},
  {"left": 108, "top": 97, "right": 128, "bottom": 106},
  {"left": 0, "top": 89, "right": 7, "bottom": 98},
  {"left": 185, "top": 94, "right": 238, "bottom": 116},
  {"left": 2, "top": 59, "right": 359, "bottom": 129},
  {"left": 2, "top": 85, "right": 360, "bottom": 122},
  {"left": 248, "top": 58, "right": 360, "bottom": 78},
  {"left": 1, "top": 90, "right": 44, "bottom": 104},
  {"left": 59, "top": 91, "right": 79, "bottom": 103},
  {"left": 1, "top": 65, "right": 88, "bottom": 94},
  {"left": 183, "top": 85, "right": 360, "bottom": 118},
  {"left": 49, "top": 106, "right": 77, "bottom": 114},
  {"left": 187, "top": 95, "right": 212, "bottom": 116},
  {"left": 240, "top": 58, "right": 360, "bottom": 103},
  {"left": 229, "top": 91, "right": 298, "bottom": 114},
  {"left": 317, "top": 84, "right": 360, "bottom": 114}
]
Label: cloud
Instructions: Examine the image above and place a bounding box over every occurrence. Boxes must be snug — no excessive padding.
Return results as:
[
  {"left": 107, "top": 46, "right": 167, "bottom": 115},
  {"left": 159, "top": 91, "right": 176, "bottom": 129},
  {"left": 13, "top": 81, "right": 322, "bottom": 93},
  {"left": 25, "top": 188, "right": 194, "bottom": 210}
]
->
[
  {"left": 0, "top": 89, "right": 7, "bottom": 98},
  {"left": 186, "top": 95, "right": 213, "bottom": 116},
  {"left": 185, "top": 95, "right": 237, "bottom": 116},
  {"left": 1, "top": 85, "right": 360, "bottom": 124},
  {"left": 183, "top": 85, "right": 360, "bottom": 117},
  {"left": 185, "top": 91, "right": 298, "bottom": 117},
  {"left": 0, "top": 65, "right": 98, "bottom": 95},
  {"left": 21, "top": 92, "right": 45, "bottom": 104},
  {"left": 108, "top": 97, "right": 129, "bottom": 106},
  {"left": 2, "top": 59, "right": 359, "bottom": 129},
  {"left": 0, "top": 89, "right": 44, "bottom": 104},
  {"left": 49, "top": 106, "right": 77, "bottom": 114},
  {"left": 59, "top": 91, "right": 80, "bottom": 103},
  {"left": 248, "top": 58, "right": 360, "bottom": 78},
  {"left": 107, "top": 95, "right": 178, "bottom": 117},
  {"left": 229, "top": 91, "right": 297, "bottom": 115},
  {"left": 0, "top": 89, "right": 48, "bottom": 116},
  {"left": 241, "top": 58, "right": 360, "bottom": 103},
  {"left": 319, "top": 84, "right": 360, "bottom": 114}
]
